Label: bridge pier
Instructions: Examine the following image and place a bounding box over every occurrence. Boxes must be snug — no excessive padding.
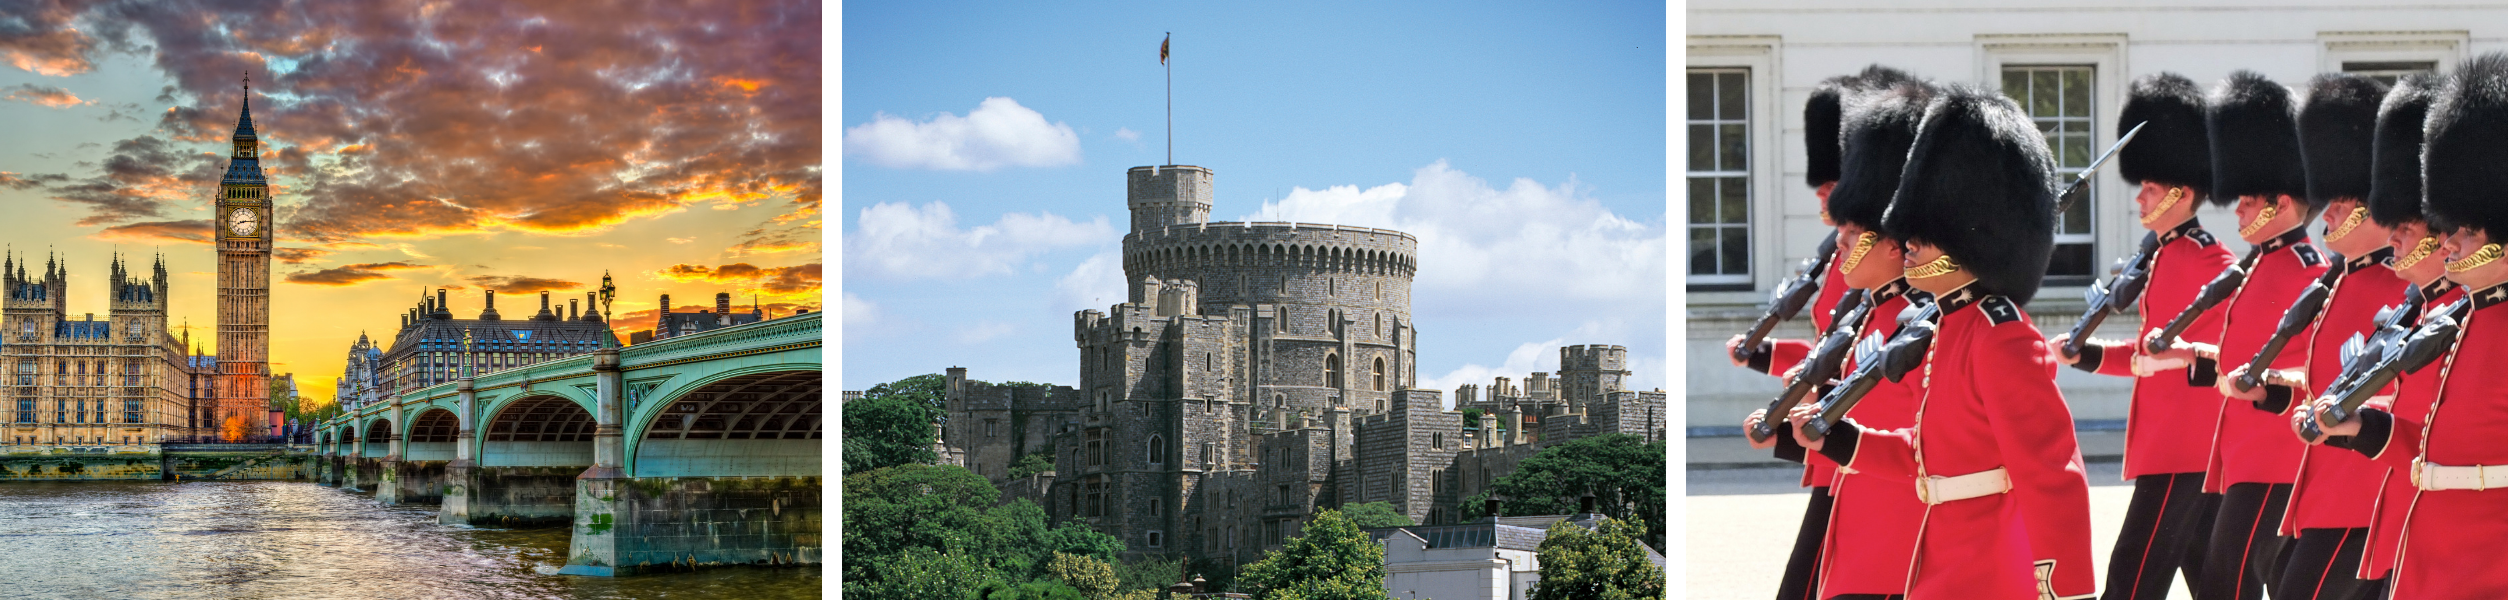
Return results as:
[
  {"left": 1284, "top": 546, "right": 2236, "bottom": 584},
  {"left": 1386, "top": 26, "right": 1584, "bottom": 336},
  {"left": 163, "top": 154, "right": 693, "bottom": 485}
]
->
[
  {"left": 561, "top": 475, "right": 822, "bottom": 576},
  {"left": 442, "top": 376, "right": 479, "bottom": 524},
  {"left": 374, "top": 458, "right": 403, "bottom": 504}
]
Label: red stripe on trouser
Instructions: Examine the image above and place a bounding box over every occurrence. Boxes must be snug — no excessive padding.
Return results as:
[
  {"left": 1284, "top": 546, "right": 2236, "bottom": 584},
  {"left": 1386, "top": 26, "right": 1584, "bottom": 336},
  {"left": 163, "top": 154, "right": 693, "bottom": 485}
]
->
[
  {"left": 2128, "top": 476, "right": 2179, "bottom": 597},
  {"left": 2238, "top": 492, "right": 2269, "bottom": 594},
  {"left": 2305, "top": 529, "right": 2352, "bottom": 600}
]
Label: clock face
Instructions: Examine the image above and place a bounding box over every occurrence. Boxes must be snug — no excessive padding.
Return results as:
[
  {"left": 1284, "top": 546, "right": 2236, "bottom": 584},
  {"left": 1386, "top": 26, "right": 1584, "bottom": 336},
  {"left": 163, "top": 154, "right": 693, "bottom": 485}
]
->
[{"left": 229, "top": 208, "right": 259, "bottom": 236}]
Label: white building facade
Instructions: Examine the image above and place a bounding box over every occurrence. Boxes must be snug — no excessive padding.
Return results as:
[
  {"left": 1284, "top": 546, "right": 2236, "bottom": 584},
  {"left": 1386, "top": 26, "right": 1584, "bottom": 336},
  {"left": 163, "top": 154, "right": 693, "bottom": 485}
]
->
[{"left": 1686, "top": 1, "right": 2508, "bottom": 438}]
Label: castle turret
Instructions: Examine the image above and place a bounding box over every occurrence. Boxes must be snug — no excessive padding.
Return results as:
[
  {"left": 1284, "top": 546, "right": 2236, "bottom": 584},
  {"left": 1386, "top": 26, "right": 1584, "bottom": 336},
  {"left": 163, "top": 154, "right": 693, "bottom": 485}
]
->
[{"left": 1126, "top": 165, "right": 1212, "bottom": 232}]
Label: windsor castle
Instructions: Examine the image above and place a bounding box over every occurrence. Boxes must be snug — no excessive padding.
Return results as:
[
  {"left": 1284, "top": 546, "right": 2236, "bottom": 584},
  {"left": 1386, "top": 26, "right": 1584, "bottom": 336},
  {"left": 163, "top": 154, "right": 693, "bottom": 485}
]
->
[{"left": 930, "top": 164, "right": 1666, "bottom": 565}]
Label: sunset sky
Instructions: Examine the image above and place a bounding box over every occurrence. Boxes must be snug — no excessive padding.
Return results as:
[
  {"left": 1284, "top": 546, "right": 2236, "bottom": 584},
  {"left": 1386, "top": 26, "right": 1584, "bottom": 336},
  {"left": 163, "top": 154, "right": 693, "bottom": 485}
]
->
[
  {"left": 0, "top": 1, "right": 822, "bottom": 405},
  {"left": 843, "top": 2, "right": 1669, "bottom": 401}
]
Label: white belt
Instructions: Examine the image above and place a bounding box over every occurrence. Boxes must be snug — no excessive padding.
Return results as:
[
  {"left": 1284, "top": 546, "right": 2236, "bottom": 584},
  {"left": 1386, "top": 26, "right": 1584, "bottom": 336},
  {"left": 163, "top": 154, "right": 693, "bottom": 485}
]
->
[
  {"left": 2413, "top": 458, "right": 2508, "bottom": 491},
  {"left": 1916, "top": 467, "right": 2011, "bottom": 505}
]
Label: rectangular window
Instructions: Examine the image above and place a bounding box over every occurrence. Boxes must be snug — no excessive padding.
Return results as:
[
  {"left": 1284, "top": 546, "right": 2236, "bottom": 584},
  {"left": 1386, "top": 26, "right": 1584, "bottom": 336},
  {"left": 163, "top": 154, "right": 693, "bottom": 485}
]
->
[
  {"left": 985, "top": 420, "right": 997, "bottom": 438},
  {"left": 14, "top": 399, "right": 29, "bottom": 423},
  {"left": 124, "top": 400, "right": 141, "bottom": 424},
  {"left": 2343, "top": 61, "right": 2439, "bottom": 86},
  {"left": 2003, "top": 65, "right": 2098, "bottom": 283},
  {"left": 1687, "top": 68, "right": 1752, "bottom": 287}
]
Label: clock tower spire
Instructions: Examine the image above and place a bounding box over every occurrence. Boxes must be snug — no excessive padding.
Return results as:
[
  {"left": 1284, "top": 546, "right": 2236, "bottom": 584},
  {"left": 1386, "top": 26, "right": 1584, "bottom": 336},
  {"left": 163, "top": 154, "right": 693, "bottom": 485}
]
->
[{"left": 215, "top": 72, "right": 272, "bottom": 441}]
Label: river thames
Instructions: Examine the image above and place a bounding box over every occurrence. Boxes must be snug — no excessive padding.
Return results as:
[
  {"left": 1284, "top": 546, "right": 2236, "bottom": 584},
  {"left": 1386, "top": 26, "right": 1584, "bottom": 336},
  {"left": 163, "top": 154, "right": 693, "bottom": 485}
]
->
[{"left": 0, "top": 480, "right": 820, "bottom": 599}]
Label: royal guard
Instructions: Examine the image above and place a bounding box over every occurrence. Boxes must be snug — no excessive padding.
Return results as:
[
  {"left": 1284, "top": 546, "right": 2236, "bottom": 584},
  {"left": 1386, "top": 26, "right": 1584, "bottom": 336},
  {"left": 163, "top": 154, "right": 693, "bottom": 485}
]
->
[
  {"left": 2308, "top": 72, "right": 2459, "bottom": 588},
  {"left": 2145, "top": 71, "right": 2329, "bottom": 600},
  {"left": 2315, "top": 53, "right": 2508, "bottom": 599},
  {"left": 1803, "top": 80, "right": 1929, "bottom": 600},
  {"left": 2214, "top": 73, "right": 2402, "bottom": 600},
  {"left": 1790, "top": 83, "right": 2096, "bottom": 599},
  {"left": 2047, "top": 72, "right": 2230, "bottom": 600},
  {"left": 1733, "top": 65, "right": 1914, "bottom": 600}
]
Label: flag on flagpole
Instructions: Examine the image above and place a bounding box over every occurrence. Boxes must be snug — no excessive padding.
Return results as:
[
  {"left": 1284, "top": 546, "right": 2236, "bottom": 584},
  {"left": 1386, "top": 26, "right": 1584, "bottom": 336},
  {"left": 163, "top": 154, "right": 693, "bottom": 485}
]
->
[{"left": 1160, "top": 34, "right": 1170, "bottom": 65}]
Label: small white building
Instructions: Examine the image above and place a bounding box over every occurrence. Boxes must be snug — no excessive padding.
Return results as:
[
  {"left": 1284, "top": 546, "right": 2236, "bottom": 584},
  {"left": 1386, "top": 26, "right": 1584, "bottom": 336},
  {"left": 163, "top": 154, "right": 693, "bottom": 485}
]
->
[{"left": 1370, "top": 515, "right": 1665, "bottom": 600}]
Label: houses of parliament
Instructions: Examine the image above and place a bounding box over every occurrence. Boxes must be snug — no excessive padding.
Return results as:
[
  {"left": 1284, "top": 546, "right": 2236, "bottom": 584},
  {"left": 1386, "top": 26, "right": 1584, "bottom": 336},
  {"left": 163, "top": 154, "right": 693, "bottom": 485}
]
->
[{"left": 3, "top": 83, "right": 274, "bottom": 447}]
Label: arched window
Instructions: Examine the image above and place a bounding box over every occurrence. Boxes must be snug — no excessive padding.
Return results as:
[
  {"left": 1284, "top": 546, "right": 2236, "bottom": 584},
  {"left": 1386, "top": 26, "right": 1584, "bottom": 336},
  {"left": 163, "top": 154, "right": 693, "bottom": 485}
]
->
[
  {"left": 1147, "top": 435, "right": 1166, "bottom": 465},
  {"left": 1372, "top": 357, "right": 1386, "bottom": 391},
  {"left": 1324, "top": 354, "right": 1342, "bottom": 389}
]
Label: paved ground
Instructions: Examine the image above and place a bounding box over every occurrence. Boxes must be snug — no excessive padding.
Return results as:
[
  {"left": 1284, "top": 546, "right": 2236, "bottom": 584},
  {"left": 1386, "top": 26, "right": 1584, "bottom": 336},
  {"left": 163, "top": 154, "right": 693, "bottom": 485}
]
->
[{"left": 1684, "top": 461, "right": 2196, "bottom": 600}]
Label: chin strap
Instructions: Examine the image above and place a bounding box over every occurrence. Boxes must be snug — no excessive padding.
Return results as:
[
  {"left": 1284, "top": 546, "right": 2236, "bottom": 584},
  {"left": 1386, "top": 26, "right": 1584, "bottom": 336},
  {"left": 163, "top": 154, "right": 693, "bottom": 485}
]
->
[
  {"left": 2396, "top": 235, "right": 2443, "bottom": 271},
  {"left": 2323, "top": 206, "right": 2369, "bottom": 243},
  {"left": 1906, "top": 254, "right": 1963, "bottom": 280},
  {"left": 2238, "top": 203, "right": 2281, "bottom": 238},
  {"left": 2139, "top": 187, "right": 2186, "bottom": 225},
  {"left": 2447, "top": 243, "right": 2505, "bottom": 273},
  {"left": 1838, "top": 231, "right": 1878, "bottom": 275}
]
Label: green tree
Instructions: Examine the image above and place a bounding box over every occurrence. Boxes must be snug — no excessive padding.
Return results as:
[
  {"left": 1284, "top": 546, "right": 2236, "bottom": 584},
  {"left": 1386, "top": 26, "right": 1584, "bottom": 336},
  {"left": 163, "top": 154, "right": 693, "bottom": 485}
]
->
[
  {"left": 851, "top": 546, "right": 1004, "bottom": 600},
  {"left": 842, "top": 463, "right": 1126, "bottom": 589},
  {"left": 1337, "top": 502, "right": 1414, "bottom": 529},
  {"left": 844, "top": 374, "right": 948, "bottom": 475},
  {"left": 972, "top": 580, "right": 1090, "bottom": 600},
  {"left": 1463, "top": 433, "right": 1666, "bottom": 548},
  {"left": 1115, "top": 555, "right": 1186, "bottom": 594},
  {"left": 1528, "top": 516, "right": 1663, "bottom": 600},
  {"left": 1238, "top": 509, "right": 1393, "bottom": 600},
  {"left": 1009, "top": 452, "right": 1056, "bottom": 478}
]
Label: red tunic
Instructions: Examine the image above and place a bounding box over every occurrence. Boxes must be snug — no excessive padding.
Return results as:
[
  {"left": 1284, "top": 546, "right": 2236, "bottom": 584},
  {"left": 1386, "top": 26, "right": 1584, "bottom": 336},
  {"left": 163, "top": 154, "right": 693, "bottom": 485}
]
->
[
  {"left": 1824, "top": 289, "right": 2098, "bottom": 599},
  {"left": 2358, "top": 282, "right": 2462, "bottom": 580},
  {"left": 2205, "top": 229, "right": 2330, "bottom": 491},
  {"left": 1813, "top": 281, "right": 1924, "bottom": 596},
  {"left": 2283, "top": 251, "right": 2412, "bottom": 533},
  {"left": 2359, "top": 283, "right": 2508, "bottom": 599},
  {"left": 1765, "top": 240, "right": 1854, "bottom": 489},
  {"left": 2085, "top": 220, "right": 2238, "bottom": 478}
]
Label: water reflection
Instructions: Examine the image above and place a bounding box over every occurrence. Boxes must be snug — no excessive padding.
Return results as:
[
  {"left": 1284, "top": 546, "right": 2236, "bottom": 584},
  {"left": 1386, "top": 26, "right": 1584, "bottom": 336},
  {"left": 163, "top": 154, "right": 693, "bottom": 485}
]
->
[{"left": 0, "top": 481, "right": 819, "bottom": 599}]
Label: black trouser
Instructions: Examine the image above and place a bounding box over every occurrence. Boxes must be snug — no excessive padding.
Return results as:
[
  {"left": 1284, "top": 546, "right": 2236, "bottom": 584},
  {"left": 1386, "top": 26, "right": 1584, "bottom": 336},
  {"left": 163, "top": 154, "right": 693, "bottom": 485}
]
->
[
  {"left": 2102, "top": 472, "right": 2217, "bottom": 600},
  {"left": 1777, "top": 485, "right": 1834, "bottom": 600},
  {"left": 2273, "top": 527, "right": 2383, "bottom": 600},
  {"left": 2198, "top": 482, "right": 2294, "bottom": 600}
]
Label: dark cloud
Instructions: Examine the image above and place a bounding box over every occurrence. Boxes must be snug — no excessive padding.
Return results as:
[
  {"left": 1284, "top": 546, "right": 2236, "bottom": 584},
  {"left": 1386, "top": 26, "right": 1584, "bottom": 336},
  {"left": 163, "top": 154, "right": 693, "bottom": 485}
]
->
[
  {"left": 1, "top": 83, "right": 86, "bottom": 107},
  {"left": 282, "top": 261, "right": 430, "bottom": 286},
  {"left": 94, "top": 219, "right": 211, "bottom": 244},
  {"left": 0, "top": 0, "right": 100, "bottom": 76},
  {"left": 466, "top": 274, "right": 581, "bottom": 294},
  {"left": 14, "top": 135, "right": 222, "bottom": 226},
  {"left": 11, "top": 0, "right": 819, "bottom": 245},
  {"left": 655, "top": 261, "right": 820, "bottom": 295},
  {"left": 270, "top": 246, "right": 331, "bottom": 263},
  {"left": 727, "top": 225, "right": 815, "bottom": 256}
]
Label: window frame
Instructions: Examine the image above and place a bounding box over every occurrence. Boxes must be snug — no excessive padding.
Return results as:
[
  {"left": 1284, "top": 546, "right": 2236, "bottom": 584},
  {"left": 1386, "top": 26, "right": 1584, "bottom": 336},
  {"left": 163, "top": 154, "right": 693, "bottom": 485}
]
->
[
  {"left": 1978, "top": 33, "right": 2128, "bottom": 293},
  {"left": 2319, "top": 30, "right": 2466, "bottom": 84},
  {"left": 1686, "top": 37, "right": 1783, "bottom": 298},
  {"left": 1685, "top": 65, "right": 1759, "bottom": 289}
]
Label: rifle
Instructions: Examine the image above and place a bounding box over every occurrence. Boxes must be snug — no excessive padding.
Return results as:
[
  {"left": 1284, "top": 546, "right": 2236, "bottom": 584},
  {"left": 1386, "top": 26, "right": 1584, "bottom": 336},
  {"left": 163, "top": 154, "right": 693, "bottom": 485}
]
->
[
  {"left": 2231, "top": 262, "right": 2347, "bottom": 392},
  {"left": 1733, "top": 231, "right": 1841, "bottom": 363},
  {"left": 1748, "top": 289, "right": 1874, "bottom": 443},
  {"left": 2062, "top": 231, "right": 2165, "bottom": 364},
  {"left": 2302, "top": 293, "right": 2461, "bottom": 443},
  {"left": 1800, "top": 301, "right": 1943, "bottom": 442},
  {"left": 2144, "top": 260, "right": 2253, "bottom": 354}
]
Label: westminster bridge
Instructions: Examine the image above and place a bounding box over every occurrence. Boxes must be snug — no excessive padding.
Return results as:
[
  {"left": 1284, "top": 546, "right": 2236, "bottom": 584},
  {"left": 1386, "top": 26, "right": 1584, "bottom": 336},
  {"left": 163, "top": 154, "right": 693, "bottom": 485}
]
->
[{"left": 310, "top": 310, "right": 821, "bottom": 576}]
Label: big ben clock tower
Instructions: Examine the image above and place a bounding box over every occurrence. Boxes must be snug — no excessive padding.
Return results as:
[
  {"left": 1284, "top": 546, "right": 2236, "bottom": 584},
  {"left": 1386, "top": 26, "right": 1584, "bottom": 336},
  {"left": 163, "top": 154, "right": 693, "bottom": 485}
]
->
[{"left": 215, "top": 76, "right": 271, "bottom": 441}]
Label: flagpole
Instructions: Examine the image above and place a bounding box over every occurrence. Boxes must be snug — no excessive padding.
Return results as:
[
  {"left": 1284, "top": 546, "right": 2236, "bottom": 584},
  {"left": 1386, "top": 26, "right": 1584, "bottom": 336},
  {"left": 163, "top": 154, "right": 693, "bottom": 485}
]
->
[{"left": 1165, "top": 32, "right": 1173, "bottom": 166}]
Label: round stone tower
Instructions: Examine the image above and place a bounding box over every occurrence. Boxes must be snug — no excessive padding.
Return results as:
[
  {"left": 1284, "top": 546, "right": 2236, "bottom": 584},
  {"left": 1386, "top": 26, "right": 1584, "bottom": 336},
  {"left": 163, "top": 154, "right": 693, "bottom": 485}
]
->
[{"left": 1127, "top": 165, "right": 1212, "bottom": 233}]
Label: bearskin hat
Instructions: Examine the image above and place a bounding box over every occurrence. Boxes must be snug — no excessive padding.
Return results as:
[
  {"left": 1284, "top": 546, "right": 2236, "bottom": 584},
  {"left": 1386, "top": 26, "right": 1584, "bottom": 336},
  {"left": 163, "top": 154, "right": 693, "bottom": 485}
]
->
[
  {"left": 2423, "top": 53, "right": 2508, "bottom": 235},
  {"left": 1805, "top": 65, "right": 1919, "bottom": 188},
  {"left": 2368, "top": 73, "right": 2442, "bottom": 229},
  {"left": 2207, "top": 71, "right": 2312, "bottom": 208},
  {"left": 1880, "top": 84, "right": 2057, "bottom": 304},
  {"left": 2116, "top": 72, "right": 2214, "bottom": 197},
  {"left": 2298, "top": 74, "right": 2389, "bottom": 206},
  {"left": 1829, "top": 81, "right": 1934, "bottom": 230}
]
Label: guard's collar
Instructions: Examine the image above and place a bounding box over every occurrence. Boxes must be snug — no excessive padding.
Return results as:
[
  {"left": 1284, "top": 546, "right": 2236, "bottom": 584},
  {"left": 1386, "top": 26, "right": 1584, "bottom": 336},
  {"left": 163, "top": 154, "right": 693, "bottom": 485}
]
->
[
  {"left": 2254, "top": 227, "right": 2311, "bottom": 255},
  {"left": 2349, "top": 246, "right": 2395, "bottom": 271},
  {"left": 2421, "top": 279, "right": 2456, "bottom": 301},
  {"left": 2159, "top": 218, "right": 2205, "bottom": 244},
  {"left": 1869, "top": 278, "right": 1911, "bottom": 304},
  {"left": 1933, "top": 283, "right": 1983, "bottom": 314},
  {"left": 2474, "top": 283, "right": 2508, "bottom": 310}
]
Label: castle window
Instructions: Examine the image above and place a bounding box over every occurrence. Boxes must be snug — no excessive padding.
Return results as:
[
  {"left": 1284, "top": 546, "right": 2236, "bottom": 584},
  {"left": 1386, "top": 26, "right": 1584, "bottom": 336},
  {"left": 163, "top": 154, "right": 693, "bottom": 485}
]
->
[
  {"left": 1372, "top": 357, "right": 1385, "bottom": 392},
  {"left": 1205, "top": 352, "right": 1213, "bottom": 371},
  {"left": 1147, "top": 530, "right": 1164, "bottom": 548},
  {"left": 1084, "top": 478, "right": 1108, "bottom": 518},
  {"left": 1432, "top": 433, "right": 1442, "bottom": 449},
  {"left": 1147, "top": 435, "right": 1165, "bottom": 465},
  {"left": 1150, "top": 500, "right": 1163, "bottom": 517},
  {"left": 1200, "top": 442, "right": 1213, "bottom": 465},
  {"left": 1324, "top": 354, "right": 1341, "bottom": 389},
  {"left": 985, "top": 420, "right": 998, "bottom": 438}
]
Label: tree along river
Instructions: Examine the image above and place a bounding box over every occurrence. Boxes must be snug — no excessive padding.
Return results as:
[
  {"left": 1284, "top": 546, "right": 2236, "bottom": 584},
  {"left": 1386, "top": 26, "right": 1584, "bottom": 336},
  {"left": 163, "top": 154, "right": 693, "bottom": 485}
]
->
[{"left": 0, "top": 480, "right": 819, "bottom": 599}]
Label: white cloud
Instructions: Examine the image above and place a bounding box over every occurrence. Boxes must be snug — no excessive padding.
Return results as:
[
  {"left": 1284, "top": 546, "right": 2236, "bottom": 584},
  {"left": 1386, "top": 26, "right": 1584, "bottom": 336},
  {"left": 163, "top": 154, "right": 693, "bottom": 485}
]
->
[
  {"left": 1241, "top": 160, "right": 1666, "bottom": 304},
  {"left": 1053, "top": 249, "right": 1129, "bottom": 312},
  {"left": 1417, "top": 338, "right": 1565, "bottom": 404},
  {"left": 844, "top": 97, "right": 1083, "bottom": 171},
  {"left": 842, "top": 292, "right": 882, "bottom": 331},
  {"left": 1114, "top": 127, "right": 1141, "bottom": 143},
  {"left": 954, "top": 321, "right": 1017, "bottom": 344},
  {"left": 847, "top": 201, "right": 1115, "bottom": 279}
]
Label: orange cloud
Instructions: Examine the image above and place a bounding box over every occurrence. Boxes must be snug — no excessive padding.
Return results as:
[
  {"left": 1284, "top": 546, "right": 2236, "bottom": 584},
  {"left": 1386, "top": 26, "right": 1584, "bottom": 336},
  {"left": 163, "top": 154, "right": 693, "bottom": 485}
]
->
[
  {"left": 283, "top": 262, "right": 433, "bottom": 286},
  {"left": 466, "top": 275, "right": 583, "bottom": 294},
  {"left": 2, "top": 83, "right": 88, "bottom": 108},
  {"left": 655, "top": 261, "right": 821, "bottom": 295},
  {"left": 271, "top": 247, "right": 333, "bottom": 264},
  {"left": 94, "top": 220, "right": 213, "bottom": 245}
]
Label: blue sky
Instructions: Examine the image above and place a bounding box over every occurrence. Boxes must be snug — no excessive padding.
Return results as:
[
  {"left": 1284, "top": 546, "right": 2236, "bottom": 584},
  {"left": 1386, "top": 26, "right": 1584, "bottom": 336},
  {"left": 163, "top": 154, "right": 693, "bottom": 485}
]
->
[{"left": 841, "top": 1, "right": 1668, "bottom": 401}]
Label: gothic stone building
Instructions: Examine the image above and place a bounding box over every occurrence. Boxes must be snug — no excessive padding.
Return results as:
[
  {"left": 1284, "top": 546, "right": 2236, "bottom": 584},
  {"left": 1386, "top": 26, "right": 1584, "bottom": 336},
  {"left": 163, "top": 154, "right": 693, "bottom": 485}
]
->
[
  {"left": 379, "top": 289, "right": 616, "bottom": 397},
  {"left": 2, "top": 252, "right": 204, "bottom": 446},
  {"left": 941, "top": 164, "right": 1666, "bottom": 565}
]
